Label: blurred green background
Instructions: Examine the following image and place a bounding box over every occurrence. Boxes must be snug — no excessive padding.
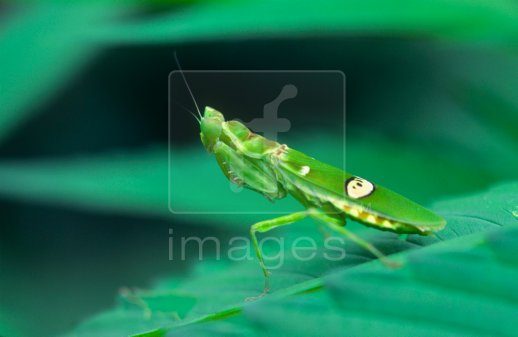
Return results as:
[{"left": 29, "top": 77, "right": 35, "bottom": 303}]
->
[{"left": 0, "top": 1, "right": 517, "bottom": 337}]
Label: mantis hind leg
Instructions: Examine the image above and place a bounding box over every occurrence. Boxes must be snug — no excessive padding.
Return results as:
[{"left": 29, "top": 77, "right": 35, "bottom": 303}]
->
[
  {"left": 247, "top": 208, "right": 399, "bottom": 301},
  {"left": 247, "top": 211, "right": 309, "bottom": 301},
  {"left": 306, "top": 208, "right": 401, "bottom": 269}
]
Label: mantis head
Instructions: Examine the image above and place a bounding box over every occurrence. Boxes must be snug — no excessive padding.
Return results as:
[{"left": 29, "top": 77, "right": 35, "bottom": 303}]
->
[{"left": 200, "top": 106, "right": 224, "bottom": 152}]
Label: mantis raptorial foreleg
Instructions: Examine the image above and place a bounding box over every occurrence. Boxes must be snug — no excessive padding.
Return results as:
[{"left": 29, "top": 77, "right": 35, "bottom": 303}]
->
[{"left": 247, "top": 208, "right": 399, "bottom": 300}]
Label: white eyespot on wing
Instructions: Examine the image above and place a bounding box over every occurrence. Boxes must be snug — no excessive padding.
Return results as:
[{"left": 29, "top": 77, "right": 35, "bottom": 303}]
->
[
  {"left": 345, "top": 177, "right": 375, "bottom": 199},
  {"left": 299, "top": 165, "right": 311, "bottom": 176}
]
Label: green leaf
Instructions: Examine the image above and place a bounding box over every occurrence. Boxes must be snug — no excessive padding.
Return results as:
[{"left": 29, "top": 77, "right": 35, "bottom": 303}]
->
[
  {"left": 0, "top": 147, "right": 170, "bottom": 217},
  {"left": 64, "top": 182, "right": 518, "bottom": 336},
  {"left": 430, "top": 182, "right": 518, "bottom": 239},
  {"left": 97, "top": 0, "right": 518, "bottom": 45},
  {"left": 0, "top": 5, "right": 128, "bottom": 143},
  {"left": 244, "top": 227, "right": 518, "bottom": 337},
  {"left": 0, "top": 308, "right": 24, "bottom": 337},
  {"left": 63, "top": 309, "right": 174, "bottom": 337},
  {"left": 163, "top": 316, "right": 257, "bottom": 337}
]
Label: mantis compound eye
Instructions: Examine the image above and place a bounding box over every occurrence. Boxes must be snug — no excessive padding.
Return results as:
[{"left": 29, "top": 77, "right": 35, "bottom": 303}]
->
[{"left": 345, "top": 177, "right": 375, "bottom": 199}]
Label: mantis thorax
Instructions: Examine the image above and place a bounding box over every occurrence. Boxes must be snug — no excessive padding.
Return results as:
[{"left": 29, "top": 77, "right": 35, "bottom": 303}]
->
[{"left": 200, "top": 106, "right": 282, "bottom": 158}]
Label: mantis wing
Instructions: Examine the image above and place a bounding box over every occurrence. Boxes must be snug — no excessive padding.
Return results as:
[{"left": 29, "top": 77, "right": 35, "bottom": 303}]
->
[{"left": 276, "top": 148, "right": 446, "bottom": 233}]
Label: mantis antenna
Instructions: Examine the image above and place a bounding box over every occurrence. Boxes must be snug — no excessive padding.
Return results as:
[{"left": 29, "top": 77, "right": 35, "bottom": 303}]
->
[
  {"left": 174, "top": 101, "right": 200, "bottom": 124},
  {"left": 174, "top": 51, "right": 202, "bottom": 120}
]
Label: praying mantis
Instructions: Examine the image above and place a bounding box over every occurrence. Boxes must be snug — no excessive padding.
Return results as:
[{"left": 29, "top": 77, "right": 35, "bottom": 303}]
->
[{"left": 174, "top": 59, "right": 446, "bottom": 298}]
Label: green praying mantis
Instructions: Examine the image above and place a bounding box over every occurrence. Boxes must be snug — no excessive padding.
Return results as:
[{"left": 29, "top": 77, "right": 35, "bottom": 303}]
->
[{"left": 175, "top": 61, "right": 446, "bottom": 299}]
